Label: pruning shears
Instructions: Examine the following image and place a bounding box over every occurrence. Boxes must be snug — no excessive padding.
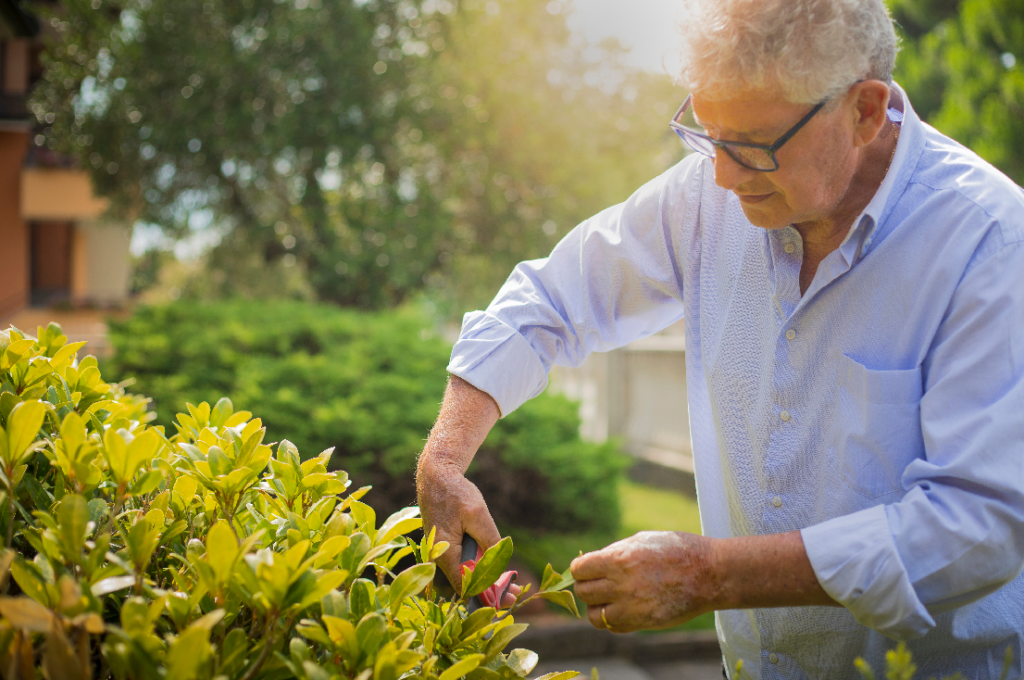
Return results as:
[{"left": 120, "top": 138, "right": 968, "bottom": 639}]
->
[{"left": 461, "top": 534, "right": 483, "bottom": 613}]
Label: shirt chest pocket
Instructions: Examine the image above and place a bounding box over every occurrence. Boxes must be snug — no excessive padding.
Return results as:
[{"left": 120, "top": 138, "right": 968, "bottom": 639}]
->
[{"left": 832, "top": 354, "right": 925, "bottom": 500}]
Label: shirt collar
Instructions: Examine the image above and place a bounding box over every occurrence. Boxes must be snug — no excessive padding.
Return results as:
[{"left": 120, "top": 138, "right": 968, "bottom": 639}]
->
[{"left": 837, "top": 81, "right": 919, "bottom": 267}]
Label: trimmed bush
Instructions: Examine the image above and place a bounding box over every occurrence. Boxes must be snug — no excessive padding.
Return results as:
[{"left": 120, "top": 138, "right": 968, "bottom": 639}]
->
[
  {"left": 105, "top": 301, "right": 625, "bottom": 534},
  {"left": 0, "top": 322, "right": 577, "bottom": 677}
]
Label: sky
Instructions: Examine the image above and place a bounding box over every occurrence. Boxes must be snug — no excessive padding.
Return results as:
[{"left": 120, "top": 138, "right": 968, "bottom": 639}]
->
[{"left": 566, "top": 0, "right": 684, "bottom": 74}]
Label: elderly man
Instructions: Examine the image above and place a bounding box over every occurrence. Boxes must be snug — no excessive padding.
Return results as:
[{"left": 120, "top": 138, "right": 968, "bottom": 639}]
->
[{"left": 416, "top": 0, "right": 1024, "bottom": 676}]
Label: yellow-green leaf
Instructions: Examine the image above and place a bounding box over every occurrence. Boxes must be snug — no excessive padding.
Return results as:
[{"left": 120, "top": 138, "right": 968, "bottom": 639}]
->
[
  {"left": 0, "top": 596, "right": 53, "bottom": 631},
  {"left": 205, "top": 521, "right": 238, "bottom": 583},
  {"left": 6, "top": 400, "right": 46, "bottom": 464},
  {"left": 388, "top": 563, "right": 434, "bottom": 618},
  {"left": 465, "top": 537, "right": 513, "bottom": 598},
  {"left": 165, "top": 625, "right": 212, "bottom": 680},
  {"left": 439, "top": 654, "right": 485, "bottom": 680}
]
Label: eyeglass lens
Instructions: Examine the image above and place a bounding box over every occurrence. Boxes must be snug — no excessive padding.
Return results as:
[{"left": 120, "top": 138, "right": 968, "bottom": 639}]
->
[{"left": 674, "top": 128, "right": 776, "bottom": 171}]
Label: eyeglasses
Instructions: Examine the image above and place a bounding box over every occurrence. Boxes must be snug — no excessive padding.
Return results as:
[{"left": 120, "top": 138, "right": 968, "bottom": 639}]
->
[{"left": 668, "top": 94, "right": 827, "bottom": 172}]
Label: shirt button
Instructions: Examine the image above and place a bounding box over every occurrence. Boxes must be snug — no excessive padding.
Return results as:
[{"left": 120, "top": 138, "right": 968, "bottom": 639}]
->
[
  {"left": 769, "top": 653, "right": 779, "bottom": 664},
  {"left": 780, "top": 410, "right": 791, "bottom": 422},
  {"left": 771, "top": 496, "right": 782, "bottom": 508},
  {"left": 784, "top": 243, "right": 796, "bottom": 254},
  {"left": 785, "top": 329, "right": 796, "bottom": 340}
]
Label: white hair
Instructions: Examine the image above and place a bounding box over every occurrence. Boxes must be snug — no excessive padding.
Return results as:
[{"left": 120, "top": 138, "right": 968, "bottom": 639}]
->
[{"left": 676, "top": 0, "right": 900, "bottom": 104}]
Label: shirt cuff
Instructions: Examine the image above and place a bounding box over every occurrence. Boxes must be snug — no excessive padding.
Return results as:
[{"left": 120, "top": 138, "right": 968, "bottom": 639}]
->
[
  {"left": 446, "top": 311, "right": 549, "bottom": 418},
  {"left": 801, "top": 504, "right": 936, "bottom": 639}
]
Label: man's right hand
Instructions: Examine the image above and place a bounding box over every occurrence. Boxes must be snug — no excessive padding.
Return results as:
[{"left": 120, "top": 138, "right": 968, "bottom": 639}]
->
[
  {"left": 416, "top": 376, "right": 516, "bottom": 602},
  {"left": 416, "top": 463, "right": 505, "bottom": 595}
]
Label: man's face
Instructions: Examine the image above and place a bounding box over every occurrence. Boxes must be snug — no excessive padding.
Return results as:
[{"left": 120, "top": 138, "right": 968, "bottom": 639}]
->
[{"left": 690, "top": 89, "right": 859, "bottom": 231}]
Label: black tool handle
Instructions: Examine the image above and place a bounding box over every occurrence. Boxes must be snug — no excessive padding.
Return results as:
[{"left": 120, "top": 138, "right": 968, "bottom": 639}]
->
[
  {"left": 461, "top": 534, "right": 481, "bottom": 613},
  {"left": 461, "top": 534, "right": 478, "bottom": 564}
]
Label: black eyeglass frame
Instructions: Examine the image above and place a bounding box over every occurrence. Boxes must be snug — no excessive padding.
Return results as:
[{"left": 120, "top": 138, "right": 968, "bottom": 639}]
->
[{"left": 668, "top": 93, "right": 827, "bottom": 172}]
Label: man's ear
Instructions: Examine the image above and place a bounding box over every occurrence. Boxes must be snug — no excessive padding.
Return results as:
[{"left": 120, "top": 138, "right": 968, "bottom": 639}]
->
[{"left": 849, "top": 80, "right": 891, "bottom": 148}]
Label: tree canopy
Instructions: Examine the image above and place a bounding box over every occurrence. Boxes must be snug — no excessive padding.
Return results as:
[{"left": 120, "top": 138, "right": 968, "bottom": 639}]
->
[
  {"left": 32, "top": 0, "right": 683, "bottom": 311},
  {"left": 891, "top": 0, "right": 1024, "bottom": 183}
]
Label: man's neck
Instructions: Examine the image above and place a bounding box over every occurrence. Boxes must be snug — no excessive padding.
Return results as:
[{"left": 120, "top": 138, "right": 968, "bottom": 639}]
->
[{"left": 793, "top": 118, "right": 899, "bottom": 294}]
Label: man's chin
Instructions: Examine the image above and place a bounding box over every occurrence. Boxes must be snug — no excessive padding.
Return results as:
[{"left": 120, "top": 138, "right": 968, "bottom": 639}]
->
[{"left": 737, "top": 199, "right": 792, "bottom": 231}]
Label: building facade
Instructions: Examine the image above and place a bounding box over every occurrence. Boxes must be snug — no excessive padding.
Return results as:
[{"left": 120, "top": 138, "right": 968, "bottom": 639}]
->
[{"left": 0, "top": 0, "right": 130, "bottom": 319}]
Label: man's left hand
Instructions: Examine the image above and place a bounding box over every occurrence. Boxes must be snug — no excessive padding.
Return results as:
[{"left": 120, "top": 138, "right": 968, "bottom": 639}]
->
[{"left": 570, "top": 531, "right": 718, "bottom": 633}]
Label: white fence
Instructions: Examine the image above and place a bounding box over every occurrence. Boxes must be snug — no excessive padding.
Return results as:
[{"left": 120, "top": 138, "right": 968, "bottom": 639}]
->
[{"left": 549, "top": 320, "right": 694, "bottom": 488}]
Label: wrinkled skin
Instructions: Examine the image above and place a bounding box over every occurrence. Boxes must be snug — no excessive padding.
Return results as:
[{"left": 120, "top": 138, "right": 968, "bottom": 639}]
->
[
  {"left": 416, "top": 376, "right": 520, "bottom": 606},
  {"left": 571, "top": 531, "right": 717, "bottom": 632},
  {"left": 571, "top": 529, "right": 837, "bottom": 633}
]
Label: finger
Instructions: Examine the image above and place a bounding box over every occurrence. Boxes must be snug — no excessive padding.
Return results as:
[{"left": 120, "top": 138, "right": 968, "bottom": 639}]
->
[
  {"left": 585, "top": 602, "right": 628, "bottom": 633},
  {"left": 500, "top": 583, "right": 522, "bottom": 609},
  {"left": 433, "top": 530, "right": 466, "bottom": 592},
  {"left": 570, "top": 549, "right": 610, "bottom": 581},
  {"left": 573, "top": 577, "right": 617, "bottom": 605},
  {"left": 461, "top": 502, "right": 502, "bottom": 553},
  {"left": 586, "top": 602, "right": 603, "bottom": 629}
]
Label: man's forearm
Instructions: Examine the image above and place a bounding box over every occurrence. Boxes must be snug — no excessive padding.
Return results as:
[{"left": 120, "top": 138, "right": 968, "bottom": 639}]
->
[
  {"left": 416, "top": 375, "right": 500, "bottom": 480},
  {"left": 709, "top": 530, "right": 838, "bottom": 610},
  {"left": 416, "top": 375, "right": 505, "bottom": 582}
]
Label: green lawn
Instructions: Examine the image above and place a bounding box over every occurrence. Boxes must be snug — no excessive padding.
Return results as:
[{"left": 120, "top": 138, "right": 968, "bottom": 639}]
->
[{"left": 509, "top": 479, "right": 716, "bottom": 631}]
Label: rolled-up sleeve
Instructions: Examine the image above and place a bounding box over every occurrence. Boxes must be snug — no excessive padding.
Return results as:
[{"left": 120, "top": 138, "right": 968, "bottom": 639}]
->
[
  {"left": 448, "top": 158, "right": 702, "bottom": 416},
  {"left": 803, "top": 237, "right": 1024, "bottom": 639}
]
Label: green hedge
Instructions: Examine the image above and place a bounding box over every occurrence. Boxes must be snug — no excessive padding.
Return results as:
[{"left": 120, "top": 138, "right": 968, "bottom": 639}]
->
[
  {"left": 105, "top": 301, "right": 625, "bottom": 534},
  {"left": 0, "top": 322, "right": 578, "bottom": 677}
]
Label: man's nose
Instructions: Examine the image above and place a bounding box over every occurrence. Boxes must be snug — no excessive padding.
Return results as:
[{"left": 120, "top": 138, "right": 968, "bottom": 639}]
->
[{"left": 712, "top": 150, "right": 759, "bottom": 191}]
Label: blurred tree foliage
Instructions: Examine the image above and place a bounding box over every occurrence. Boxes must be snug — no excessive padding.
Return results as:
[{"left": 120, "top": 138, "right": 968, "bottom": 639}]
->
[
  {"left": 31, "top": 0, "right": 683, "bottom": 312},
  {"left": 891, "top": 0, "right": 1024, "bottom": 183}
]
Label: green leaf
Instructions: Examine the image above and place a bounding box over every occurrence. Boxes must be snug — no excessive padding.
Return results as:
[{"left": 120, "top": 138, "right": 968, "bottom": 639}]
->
[
  {"left": 125, "top": 517, "right": 161, "bottom": 571},
  {"left": 388, "top": 562, "right": 435, "bottom": 618},
  {"left": 205, "top": 521, "right": 239, "bottom": 583},
  {"left": 439, "top": 653, "right": 485, "bottom": 680},
  {"left": 87, "top": 498, "right": 109, "bottom": 527},
  {"left": 129, "top": 469, "right": 164, "bottom": 497},
  {"left": 165, "top": 625, "right": 212, "bottom": 680},
  {"left": 459, "top": 607, "right": 497, "bottom": 639},
  {"left": 466, "top": 537, "right": 513, "bottom": 598},
  {"left": 210, "top": 397, "right": 233, "bottom": 428},
  {"left": 56, "top": 494, "right": 90, "bottom": 562},
  {"left": 538, "top": 590, "right": 580, "bottom": 618},
  {"left": 506, "top": 649, "right": 539, "bottom": 676},
  {"left": 322, "top": 614, "right": 357, "bottom": 650},
  {"left": 172, "top": 475, "right": 198, "bottom": 510},
  {"left": 349, "top": 501, "right": 376, "bottom": 536},
  {"left": 540, "top": 564, "right": 574, "bottom": 593},
  {"left": 349, "top": 578, "right": 375, "bottom": 620},
  {"left": 376, "top": 506, "right": 421, "bottom": 546},
  {"left": 103, "top": 429, "right": 129, "bottom": 484},
  {"left": 0, "top": 596, "right": 53, "bottom": 631},
  {"left": 356, "top": 612, "right": 388, "bottom": 656},
  {"left": 91, "top": 575, "right": 136, "bottom": 597},
  {"left": 11, "top": 558, "right": 50, "bottom": 607},
  {"left": 483, "top": 623, "right": 528, "bottom": 662},
  {"left": 5, "top": 400, "right": 46, "bottom": 466},
  {"left": 534, "top": 673, "right": 581, "bottom": 680}
]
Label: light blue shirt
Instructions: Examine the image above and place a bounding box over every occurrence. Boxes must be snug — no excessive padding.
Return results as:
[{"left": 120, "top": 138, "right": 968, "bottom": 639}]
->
[{"left": 447, "top": 85, "right": 1024, "bottom": 678}]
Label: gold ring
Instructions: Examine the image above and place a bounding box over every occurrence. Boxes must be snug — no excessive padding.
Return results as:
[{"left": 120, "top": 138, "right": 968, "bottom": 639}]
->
[{"left": 600, "top": 606, "right": 613, "bottom": 631}]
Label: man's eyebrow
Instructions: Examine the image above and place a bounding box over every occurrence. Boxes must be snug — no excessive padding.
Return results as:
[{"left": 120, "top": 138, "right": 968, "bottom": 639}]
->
[
  {"left": 691, "top": 112, "right": 776, "bottom": 140},
  {"left": 692, "top": 114, "right": 770, "bottom": 140}
]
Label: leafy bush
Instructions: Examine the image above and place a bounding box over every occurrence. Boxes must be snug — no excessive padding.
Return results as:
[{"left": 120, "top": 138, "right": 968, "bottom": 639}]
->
[
  {"left": 105, "top": 300, "right": 625, "bottom": 533},
  {"left": 0, "top": 322, "right": 578, "bottom": 677}
]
